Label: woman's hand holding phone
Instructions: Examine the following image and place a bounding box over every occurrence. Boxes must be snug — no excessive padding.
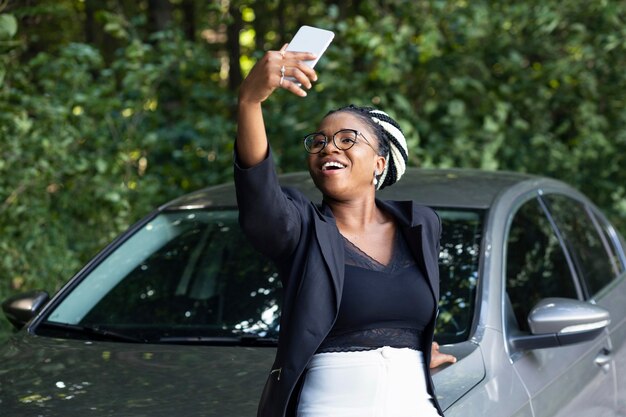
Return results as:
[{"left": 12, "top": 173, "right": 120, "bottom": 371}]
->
[
  {"left": 239, "top": 45, "right": 318, "bottom": 104},
  {"left": 239, "top": 26, "right": 333, "bottom": 103},
  {"left": 236, "top": 26, "right": 333, "bottom": 168},
  {"left": 236, "top": 46, "right": 318, "bottom": 168}
]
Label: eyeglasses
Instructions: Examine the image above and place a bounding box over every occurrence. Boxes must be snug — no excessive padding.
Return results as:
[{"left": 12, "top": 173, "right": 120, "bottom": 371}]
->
[{"left": 303, "top": 129, "right": 375, "bottom": 154}]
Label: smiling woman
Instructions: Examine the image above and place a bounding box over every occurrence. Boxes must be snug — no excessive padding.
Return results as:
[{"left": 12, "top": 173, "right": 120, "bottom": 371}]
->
[
  {"left": 310, "top": 105, "right": 408, "bottom": 190},
  {"left": 234, "top": 44, "right": 454, "bottom": 417}
]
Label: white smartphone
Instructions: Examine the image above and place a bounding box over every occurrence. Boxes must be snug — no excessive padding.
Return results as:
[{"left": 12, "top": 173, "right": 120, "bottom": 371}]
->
[{"left": 285, "top": 25, "right": 334, "bottom": 81}]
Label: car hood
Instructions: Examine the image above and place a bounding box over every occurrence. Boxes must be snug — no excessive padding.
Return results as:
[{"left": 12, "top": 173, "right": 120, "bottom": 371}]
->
[
  {"left": 0, "top": 333, "right": 275, "bottom": 416},
  {"left": 0, "top": 334, "right": 485, "bottom": 416}
]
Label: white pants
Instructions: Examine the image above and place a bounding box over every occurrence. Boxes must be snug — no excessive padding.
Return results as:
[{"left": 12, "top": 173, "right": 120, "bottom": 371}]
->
[{"left": 296, "top": 346, "right": 441, "bottom": 417}]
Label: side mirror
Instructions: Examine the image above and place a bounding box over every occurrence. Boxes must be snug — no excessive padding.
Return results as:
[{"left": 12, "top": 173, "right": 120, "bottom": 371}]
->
[
  {"left": 510, "top": 298, "right": 610, "bottom": 351},
  {"left": 2, "top": 290, "right": 50, "bottom": 330}
]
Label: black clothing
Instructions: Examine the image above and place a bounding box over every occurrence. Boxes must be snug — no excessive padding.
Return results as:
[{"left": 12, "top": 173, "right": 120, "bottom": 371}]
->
[
  {"left": 317, "top": 231, "right": 434, "bottom": 353},
  {"left": 234, "top": 149, "right": 443, "bottom": 417}
]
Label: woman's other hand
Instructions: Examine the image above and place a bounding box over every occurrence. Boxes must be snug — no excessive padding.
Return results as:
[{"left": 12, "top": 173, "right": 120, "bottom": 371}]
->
[
  {"left": 429, "top": 342, "right": 457, "bottom": 369},
  {"left": 239, "top": 44, "right": 318, "bottom": 104}
]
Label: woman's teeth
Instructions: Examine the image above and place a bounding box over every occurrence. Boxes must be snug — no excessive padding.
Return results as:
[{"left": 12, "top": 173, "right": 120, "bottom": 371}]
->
[{"left": 322, "top": 161, "right": 346, "bottom": 170}]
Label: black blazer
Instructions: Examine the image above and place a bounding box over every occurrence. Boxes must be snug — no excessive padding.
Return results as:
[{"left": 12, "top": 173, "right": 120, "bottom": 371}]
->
[{"left": 234, "top": 150, "right": 443, "bottom": 417}]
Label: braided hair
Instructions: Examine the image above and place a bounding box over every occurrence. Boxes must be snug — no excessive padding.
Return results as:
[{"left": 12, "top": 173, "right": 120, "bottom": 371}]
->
[{"left": 325, "top": 104, "right": 408, "bottom": 190}]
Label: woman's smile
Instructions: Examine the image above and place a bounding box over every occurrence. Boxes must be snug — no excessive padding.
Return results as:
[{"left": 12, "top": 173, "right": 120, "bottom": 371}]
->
[
  {"left": 319, "top": 157, "right": 349, "bottom": 176},
  {"left": 321, "top": 160, "right": 347, "bottom": 171},
  {"left": 307, "top": 112, "right": 385, "bottom": 198}
]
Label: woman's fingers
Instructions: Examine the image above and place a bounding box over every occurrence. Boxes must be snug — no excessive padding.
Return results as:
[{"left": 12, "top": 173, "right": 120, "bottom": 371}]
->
[
  {"left": 281, "top": 66, "right": 314, "bottom": 89},
  {"left": 280, "top": 48, "right": 318, "bottom": 78},
  {"left": 279, "top": 77, "right": 308, "bottom": 97},
  {"left": 239, "top": 47, "right": 319, "bottom": 102},
  {"left": 275, "top": 54, "right": 318, "bottom": 97},
  {"left": 289, "top": 59, "right": 318, "bottom": 83},
  {"left": 429, "top": 341, "right": 457, "bottom": 369},
  {"left": 283, "top": 51, "right": 317, "bottom": 61}
]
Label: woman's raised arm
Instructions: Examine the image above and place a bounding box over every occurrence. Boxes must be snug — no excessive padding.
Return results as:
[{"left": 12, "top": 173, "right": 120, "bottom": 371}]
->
[{"left": 236, "top": 45, "right": 318, "bottom": 168}]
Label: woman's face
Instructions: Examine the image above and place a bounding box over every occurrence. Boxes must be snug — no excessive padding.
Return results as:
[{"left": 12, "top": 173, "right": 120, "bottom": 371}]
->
[{"left": 307, "top": 112, "right": 386, "bottom": 201}]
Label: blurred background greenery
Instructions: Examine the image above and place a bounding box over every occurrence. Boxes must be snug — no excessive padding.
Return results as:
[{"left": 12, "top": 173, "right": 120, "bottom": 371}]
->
[{"left": 1, "top": 0, "right": 625, "bottom": 342}]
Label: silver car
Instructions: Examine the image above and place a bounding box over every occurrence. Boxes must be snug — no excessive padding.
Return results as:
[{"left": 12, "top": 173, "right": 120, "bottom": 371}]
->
[{"left": 2, "top": 168, "right": 626, "bottom": 416}]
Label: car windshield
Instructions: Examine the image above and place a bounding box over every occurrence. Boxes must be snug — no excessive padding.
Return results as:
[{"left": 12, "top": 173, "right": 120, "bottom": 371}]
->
[{"left": 38, "top": 208, "right": 483, "bottom": 345}]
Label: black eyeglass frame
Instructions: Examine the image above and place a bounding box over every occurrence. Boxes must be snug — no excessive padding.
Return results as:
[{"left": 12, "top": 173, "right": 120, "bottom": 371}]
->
[{"left": 303, "top": 128, "right": 376, "bottom": 154}]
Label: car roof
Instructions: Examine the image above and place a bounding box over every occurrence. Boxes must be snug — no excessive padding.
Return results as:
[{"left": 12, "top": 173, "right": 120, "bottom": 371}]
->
[{"left": 163, "top": 168, "right": 545, "bottom": 211}]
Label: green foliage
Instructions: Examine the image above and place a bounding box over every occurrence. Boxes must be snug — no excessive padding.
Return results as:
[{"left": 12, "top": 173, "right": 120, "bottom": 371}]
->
[
  {"left": 0, "top": 13, "right": 17, "bottom": 39},
  {"left": 1, "top": 0, "right": 626, "bottom": 343},
  {"left": 0, "top": 11, "right": 17, "bottom": 85},
  {"left": 0, "top": 3, "right": 236, "bottom": 342}
]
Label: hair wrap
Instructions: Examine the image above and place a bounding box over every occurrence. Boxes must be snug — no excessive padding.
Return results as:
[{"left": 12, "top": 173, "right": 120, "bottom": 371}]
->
[{"left": 367, "top": 109, "right": 408, "bottom": 190}]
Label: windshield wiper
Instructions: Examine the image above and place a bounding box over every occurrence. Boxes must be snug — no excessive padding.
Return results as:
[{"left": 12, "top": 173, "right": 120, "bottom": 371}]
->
[
  {"left": 158, "top": 335, "right": 278, "bottom": 346},
  {"left": 38, "top": 321, "right": 146, "bottom": 343},
  {"left": 39, "top": 322, "right": 277, "bottom": 346}
]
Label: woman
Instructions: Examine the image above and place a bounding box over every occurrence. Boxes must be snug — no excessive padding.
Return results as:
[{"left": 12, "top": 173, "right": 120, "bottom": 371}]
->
[{"left": 235, "top": 44, "right": 455, "bottom": 417}]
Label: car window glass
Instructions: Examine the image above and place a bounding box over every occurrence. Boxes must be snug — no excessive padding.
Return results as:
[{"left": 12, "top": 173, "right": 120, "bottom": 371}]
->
[
  {"left": 46, "top": 210, "right": 282, "bottom": 340},
  {"left": 41, "top": 208, "right": 484, "bottom": 345},
  {"left": 435, "top": 209, "right": 482, "bottom": 345},
  {"left": 506, "top": 198, "right": 578, "bottom": 332},
  {"left": 544, "top": 195, "right": 616, "bottom": 296}
]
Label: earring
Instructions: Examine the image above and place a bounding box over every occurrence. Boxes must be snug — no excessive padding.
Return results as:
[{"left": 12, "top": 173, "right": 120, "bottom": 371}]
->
[{"left": 373, "top": 170, "right": 380, "bottom": 186}]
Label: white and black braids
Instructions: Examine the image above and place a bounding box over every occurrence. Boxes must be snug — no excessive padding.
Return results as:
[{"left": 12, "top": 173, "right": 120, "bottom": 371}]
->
[{"left": 327, "top": 104, "right": 408, "bottom": 190}]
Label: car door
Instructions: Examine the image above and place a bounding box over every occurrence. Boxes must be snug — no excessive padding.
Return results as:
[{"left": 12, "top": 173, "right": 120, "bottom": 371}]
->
[
  {"left": 588, "top": 209, "right": 626, "bottom": 414},
  {"left": 504, "top": 195, "right": 617, "bottom": 417},
  {"left": 541, "top": 194, "right": 626, "bottom": 415}
]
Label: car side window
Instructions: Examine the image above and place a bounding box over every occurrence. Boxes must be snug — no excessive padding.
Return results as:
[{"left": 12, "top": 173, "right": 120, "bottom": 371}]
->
[
  {"left": 543, "top": 195, "right": 617, "bottom": 297},
  {"left": 506, "top": 198, "right": 578, "bottom": 332}
]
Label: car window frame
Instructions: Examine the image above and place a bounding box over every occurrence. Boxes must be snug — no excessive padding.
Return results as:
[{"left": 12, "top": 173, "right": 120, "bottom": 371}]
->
[
  {"left": 536, "top": 193, "right": 589, "bottom": 299},
  {"left": 502, "top": 192, "right": 584, "bottom": 361},
  {"left": 588, "top": 208, "right": 623, "bottom": 278},
  {"left": 506, "top": 193, "right": 586, "bottom": 299},
  {"left": 540, "top": 192, "right": 624, "bottom": 300},
  {"left": 591, "top": 208, "right": 626, "bottom": 275}
]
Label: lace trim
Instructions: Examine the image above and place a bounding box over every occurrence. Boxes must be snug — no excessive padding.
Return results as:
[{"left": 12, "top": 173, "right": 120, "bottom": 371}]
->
[
  {"left": 343, "top": 230, "right": 416, "bottom": 273},
  {"left": 317, "top": 328, "right": 423, "bottom": 353}
]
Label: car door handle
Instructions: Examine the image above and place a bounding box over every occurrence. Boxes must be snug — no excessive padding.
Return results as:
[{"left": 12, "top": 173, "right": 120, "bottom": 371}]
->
[{"left": 594, "top": 349, "right": 612, "bottom": 373}]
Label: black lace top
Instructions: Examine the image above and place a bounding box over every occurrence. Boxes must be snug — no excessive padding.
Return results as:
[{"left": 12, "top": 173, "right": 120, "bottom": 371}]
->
[{"left": 316, "top": 231, "right": 434, "bottom": 353}]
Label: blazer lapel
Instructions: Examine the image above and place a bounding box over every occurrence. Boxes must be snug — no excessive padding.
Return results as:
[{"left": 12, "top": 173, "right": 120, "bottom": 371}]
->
[
  {"left": 399, "top": 223, "right": 438, "bottom": 301},
  {"left": 313, "top": 203, "right": 344, "bottom": 312},
  {"left": 378, "top": 200, "right": 439, "bottom": 301}
]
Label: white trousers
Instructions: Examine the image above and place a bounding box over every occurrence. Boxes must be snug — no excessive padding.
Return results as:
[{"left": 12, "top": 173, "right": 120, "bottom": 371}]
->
[{"left": 296, "top": 346, "right": 441, "bottom": 417}]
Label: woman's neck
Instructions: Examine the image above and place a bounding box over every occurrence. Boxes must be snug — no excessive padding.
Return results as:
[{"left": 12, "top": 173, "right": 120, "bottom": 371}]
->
[
  {"left": 324, "top": 194, "right": 396, "bottom": 265},
  {"left": 324, "top": 194, "right": 388, "bottom": 234}
]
